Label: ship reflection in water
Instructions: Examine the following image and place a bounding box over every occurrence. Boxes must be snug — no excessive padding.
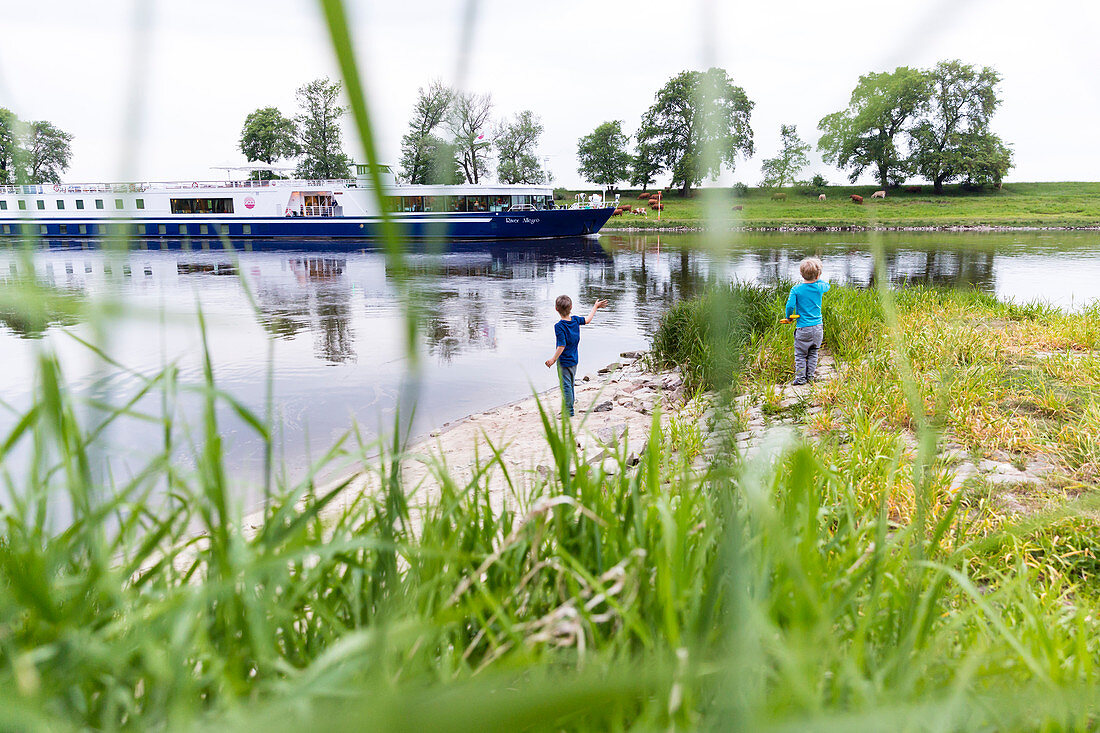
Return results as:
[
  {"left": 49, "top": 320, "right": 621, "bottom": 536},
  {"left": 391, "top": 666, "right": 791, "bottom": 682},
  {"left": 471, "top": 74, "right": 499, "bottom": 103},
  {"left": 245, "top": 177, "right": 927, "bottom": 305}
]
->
[{"left": 1, "top": 230, "right": 1099, "bottom": 493}]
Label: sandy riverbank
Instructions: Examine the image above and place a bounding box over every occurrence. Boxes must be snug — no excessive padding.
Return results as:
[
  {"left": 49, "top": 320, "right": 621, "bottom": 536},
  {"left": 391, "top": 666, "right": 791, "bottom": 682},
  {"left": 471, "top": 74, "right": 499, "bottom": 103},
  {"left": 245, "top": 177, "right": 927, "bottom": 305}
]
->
[{"left": 258, "top": 352, "right": 692, "bottom": 529}]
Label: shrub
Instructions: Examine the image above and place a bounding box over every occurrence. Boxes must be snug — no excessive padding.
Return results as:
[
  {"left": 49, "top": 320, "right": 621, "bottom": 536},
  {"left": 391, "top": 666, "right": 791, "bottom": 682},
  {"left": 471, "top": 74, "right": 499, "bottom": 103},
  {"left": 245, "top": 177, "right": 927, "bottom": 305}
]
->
[
  {"left": 732, "top": 182, "right": 749, "bottom": 198},
  {"left": 811, "top": 173, "right": 828, "bottom": 189}
]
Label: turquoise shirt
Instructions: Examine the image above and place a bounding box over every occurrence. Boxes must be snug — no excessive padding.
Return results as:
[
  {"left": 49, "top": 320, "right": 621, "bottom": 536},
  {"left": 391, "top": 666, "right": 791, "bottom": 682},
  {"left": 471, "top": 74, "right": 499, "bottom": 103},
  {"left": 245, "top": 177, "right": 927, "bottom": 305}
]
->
[{"left": 785, "top": 280, "right": 830, "bottom": 327}]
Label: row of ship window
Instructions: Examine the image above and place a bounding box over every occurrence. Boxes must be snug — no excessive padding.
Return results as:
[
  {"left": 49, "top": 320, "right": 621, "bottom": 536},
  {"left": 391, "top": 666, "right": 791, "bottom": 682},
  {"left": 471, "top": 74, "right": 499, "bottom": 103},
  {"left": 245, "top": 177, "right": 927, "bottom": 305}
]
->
[
  {"left": 388, "top": 194, "right": 554, "bottom": 213},
  {"left": 0, "top": 222, "right": 253, "bottom": 236},
  {"left": 0, "top": 198, "right": 144, "bottom": 211}
]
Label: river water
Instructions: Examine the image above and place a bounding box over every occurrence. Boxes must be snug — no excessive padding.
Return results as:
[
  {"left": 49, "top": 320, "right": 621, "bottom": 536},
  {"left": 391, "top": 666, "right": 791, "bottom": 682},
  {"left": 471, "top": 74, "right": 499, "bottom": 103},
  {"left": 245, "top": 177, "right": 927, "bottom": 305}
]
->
[{"left": 2, "top": 230, "right": 1099, "bottom": 499}]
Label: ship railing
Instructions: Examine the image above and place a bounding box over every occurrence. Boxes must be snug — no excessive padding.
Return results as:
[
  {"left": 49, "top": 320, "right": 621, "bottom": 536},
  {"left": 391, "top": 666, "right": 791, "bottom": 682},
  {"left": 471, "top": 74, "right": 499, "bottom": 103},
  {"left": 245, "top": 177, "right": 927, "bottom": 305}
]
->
[
  {"left": 301, "top": 205, "right": 336, "bottom": 217},
  {"left": 0, "top": 179, "right": 359, "bottom": 195}
]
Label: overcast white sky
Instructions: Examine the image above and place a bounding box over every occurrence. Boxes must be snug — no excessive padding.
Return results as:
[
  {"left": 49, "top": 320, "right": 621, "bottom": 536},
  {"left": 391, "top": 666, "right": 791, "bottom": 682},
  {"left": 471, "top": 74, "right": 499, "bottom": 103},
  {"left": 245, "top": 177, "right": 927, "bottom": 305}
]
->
[{"left": 0, "top": 0, "right": 1096, "bottom": 188}]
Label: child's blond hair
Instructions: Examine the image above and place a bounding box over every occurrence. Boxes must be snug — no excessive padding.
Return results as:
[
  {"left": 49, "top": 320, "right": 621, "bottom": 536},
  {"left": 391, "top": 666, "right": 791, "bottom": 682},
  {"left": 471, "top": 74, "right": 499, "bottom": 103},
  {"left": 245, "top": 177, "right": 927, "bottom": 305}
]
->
[{"left": 799, "top": 257, "right": 822, "bottom": 281}]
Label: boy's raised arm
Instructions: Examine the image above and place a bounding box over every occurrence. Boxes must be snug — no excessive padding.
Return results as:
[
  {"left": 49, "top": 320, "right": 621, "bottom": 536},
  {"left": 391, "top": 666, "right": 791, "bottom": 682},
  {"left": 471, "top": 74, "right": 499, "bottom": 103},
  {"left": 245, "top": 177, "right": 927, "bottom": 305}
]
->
[{"left": 584, "top": 299, "right": 609, "bottom": 324}]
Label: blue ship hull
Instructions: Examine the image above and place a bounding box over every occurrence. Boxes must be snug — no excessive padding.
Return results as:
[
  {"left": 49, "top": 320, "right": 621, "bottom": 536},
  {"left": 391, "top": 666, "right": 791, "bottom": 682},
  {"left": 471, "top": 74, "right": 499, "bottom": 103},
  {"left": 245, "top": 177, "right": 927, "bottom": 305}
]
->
[{"left": 0, "top": 208, "right": 616, "bottom": 240}]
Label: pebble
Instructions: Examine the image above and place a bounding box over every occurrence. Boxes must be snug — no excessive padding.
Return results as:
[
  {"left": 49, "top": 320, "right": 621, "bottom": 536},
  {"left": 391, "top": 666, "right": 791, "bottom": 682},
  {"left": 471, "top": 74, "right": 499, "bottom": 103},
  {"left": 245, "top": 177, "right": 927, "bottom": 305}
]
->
[{"left": 593, "top": 401, "right": 613, "bottom": 413}]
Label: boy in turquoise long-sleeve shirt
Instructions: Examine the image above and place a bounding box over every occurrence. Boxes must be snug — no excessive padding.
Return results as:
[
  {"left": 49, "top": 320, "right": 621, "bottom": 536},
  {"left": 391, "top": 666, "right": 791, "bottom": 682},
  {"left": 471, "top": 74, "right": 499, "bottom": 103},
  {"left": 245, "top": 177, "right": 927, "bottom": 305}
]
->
[{"left": 785, "top": 257, "right": 830, "bottom": 385}]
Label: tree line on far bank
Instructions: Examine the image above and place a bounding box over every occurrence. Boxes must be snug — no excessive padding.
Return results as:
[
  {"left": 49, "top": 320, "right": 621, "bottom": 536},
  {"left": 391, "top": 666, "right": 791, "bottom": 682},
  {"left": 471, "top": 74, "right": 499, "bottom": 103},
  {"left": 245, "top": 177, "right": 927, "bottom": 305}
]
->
[
  {"left": 578, "top": 60, "right": 1013, "bottom": 196},
  {"left": 239, "top": 77, "right": 355, "bottom": 180},
  {"left": 0, "top": 109, "right": 73, "bottom": 184},
  {"left": 240, "top": 77, "right": 547, "bottom": 187},
  {"left": 398, "top": 80, "right": 547, "bottom": 185}
]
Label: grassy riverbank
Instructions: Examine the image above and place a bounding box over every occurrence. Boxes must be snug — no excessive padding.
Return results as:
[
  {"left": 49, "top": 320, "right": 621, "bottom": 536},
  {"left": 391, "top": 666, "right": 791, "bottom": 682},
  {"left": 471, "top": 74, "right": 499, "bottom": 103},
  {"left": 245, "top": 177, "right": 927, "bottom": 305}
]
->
[
  {"left": 4, "top": 279, "right": 1100, "bottom": 728},
  {"left": 580, "top": 181, "right": 1100, "bottom": 230}
]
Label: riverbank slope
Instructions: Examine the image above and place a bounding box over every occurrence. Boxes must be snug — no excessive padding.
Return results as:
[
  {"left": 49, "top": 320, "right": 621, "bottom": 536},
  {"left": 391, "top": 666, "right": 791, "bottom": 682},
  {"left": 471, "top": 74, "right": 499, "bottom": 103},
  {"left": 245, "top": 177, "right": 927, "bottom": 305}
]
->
[{"left": 569, "top": 181, "right": 1100, "bottom": 230}]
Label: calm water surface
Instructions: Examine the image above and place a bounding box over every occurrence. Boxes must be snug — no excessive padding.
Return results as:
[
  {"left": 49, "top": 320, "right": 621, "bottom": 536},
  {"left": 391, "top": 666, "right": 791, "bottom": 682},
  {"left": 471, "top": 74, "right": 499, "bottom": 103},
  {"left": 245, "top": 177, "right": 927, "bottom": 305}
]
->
[{"left": 3, "top": 230, "right": 1099, "bottom": 499}]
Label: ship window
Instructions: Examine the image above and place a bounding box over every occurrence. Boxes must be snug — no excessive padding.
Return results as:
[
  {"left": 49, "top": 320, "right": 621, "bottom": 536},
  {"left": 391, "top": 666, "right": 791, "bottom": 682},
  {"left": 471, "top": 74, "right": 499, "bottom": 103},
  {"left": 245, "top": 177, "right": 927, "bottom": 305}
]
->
[
  {"left": 95, "top": 199, "right": 104, "bottom": 210},
  {"left": 56, "top": 200, "right": 65, "bottom": 210},
  {"left": 401, "top": 196, "right": 423, "bottom": 212},
  {"left": 421, "top": 196, "right": 440, "bottom": 212},
  {"left": 37, "top": 200, "right": 45, "bottom": 210},
  {"left": 2, "top": 225, "right": 8, "bottom": 234},
  {"left": 178, "top": 224, "right": 187, "bottom": 235},
  {"left": 465, "top": 196, "right": 488, "bottom": 212},
  {"left": 75, "top": 199, "right": 84, "bottom": 210},
  {"left": 220, "top": 224, "right": 229, "bottom": 235},
  {"left": 58, "top": 224, "right": 67, "bottom": 235},
  {"left": 40, "top": 224, "right": 48, "bottom": 234},
  {"left": 115, "top": 199, "right": 124, "bottom": 209},
  {"left": 79, "top": 224, "right": 87, "bottom": 235},
  {"left": 158, "top": 224, "right": 166, "bottom": 235},
  {"left": 136, "top": 199, "right": 144, "bottom": 210},
  {"left": 200, "top": 224, "right": 209, "bottom": 235},
  {"left": 169, "top": 198, "right": 234, "bottom": 214},
  {"left": 242, "top": 224, "right": 251, "bottom": 235},
  {"left": 489, "top": 195, "right": 509, "bottom": 212},
  {"left": 0, "top": 201, "right": 6, "bottom": 210},
  {"left": 18, "top": 200, "right": 26, "bottom": 210}
]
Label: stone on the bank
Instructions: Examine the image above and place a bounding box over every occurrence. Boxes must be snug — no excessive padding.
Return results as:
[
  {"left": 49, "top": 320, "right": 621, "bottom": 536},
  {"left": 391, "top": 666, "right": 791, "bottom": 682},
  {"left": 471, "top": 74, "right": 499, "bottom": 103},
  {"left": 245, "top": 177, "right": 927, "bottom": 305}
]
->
[
  {"left": 596, "top": 423, "right": 628, "bottom": 445},
  {"left": 598, "top": 362, "right": 622, "bottom": 374},
  {"left": 620, "top": 350, "right": 645, "bottom": 359},
  {"left": 949, "top": 463, "right": 978, "bottom": 492},
  {"left": 593, "top": 400, "right": 614, "bottom": 412}
]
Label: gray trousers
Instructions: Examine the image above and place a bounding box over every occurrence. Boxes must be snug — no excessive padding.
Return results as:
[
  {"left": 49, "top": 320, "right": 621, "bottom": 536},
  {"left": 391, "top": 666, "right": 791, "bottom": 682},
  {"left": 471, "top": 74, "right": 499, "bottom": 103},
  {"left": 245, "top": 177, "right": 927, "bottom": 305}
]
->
[{"left": 793, "top": 324, "right": 824, "bottom": 383}]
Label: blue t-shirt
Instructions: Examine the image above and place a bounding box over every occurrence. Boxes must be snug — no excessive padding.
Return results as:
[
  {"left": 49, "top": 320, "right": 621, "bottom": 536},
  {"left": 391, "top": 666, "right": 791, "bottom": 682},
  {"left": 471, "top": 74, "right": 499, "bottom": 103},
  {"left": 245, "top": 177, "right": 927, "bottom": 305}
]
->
[
  {"left": 554, "top": 315, "right": 586, "bottom": 367},
  {"left": 785, "top": 280, "right": 831, "bottom": 328}
]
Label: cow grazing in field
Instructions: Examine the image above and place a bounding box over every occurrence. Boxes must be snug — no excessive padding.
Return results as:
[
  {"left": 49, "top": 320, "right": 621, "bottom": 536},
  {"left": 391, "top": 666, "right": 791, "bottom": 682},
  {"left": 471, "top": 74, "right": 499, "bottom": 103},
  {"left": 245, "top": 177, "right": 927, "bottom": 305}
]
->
[
  {"left": 771, "top": 192, "right": 787, "bottom": 201},
  {"left": 612, "top": 208, "right": 623, "bottom": 216},
  {"left": 818, "top": 194, "right": 826, "bottom": 201},
  {"left": 649, "top": 202, "right": 664, "bottom": 211},
  {"left": 732, "top": 204, "right": 744, "bottom": 211},
  {"left": 850, "top": 194, "right": 864, "bottom": 204},
  {"left": 905, "top": 185, "right": 921, "bottom": 193},
  {"left": 638, "top": 192, "right": 650, "bottom": 199},
  {"left": 871, "top": 190, "right": 886, "bottom": 199}
]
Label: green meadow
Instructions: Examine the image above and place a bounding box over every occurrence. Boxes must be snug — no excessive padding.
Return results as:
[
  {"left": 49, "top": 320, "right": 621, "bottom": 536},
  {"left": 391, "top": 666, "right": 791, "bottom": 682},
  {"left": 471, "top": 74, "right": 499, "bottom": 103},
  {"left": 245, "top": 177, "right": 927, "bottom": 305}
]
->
[{"left": 589, "top": 181, "right": 1100, "bottom": 230}]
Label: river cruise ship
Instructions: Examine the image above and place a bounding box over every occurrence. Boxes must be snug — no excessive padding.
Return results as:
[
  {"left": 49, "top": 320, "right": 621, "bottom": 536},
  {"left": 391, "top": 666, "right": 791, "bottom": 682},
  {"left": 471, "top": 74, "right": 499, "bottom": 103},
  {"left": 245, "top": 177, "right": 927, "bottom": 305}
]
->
[{"left": 0, "top": 165, "right": 614, "bottom": 240}]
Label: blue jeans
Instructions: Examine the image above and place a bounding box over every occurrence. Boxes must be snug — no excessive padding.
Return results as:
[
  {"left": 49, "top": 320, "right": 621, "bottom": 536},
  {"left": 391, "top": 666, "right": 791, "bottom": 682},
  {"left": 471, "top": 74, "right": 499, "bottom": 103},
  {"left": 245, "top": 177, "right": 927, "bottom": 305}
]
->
[{"left": 558, "top": 363, "right": 576, "bottom": 416}]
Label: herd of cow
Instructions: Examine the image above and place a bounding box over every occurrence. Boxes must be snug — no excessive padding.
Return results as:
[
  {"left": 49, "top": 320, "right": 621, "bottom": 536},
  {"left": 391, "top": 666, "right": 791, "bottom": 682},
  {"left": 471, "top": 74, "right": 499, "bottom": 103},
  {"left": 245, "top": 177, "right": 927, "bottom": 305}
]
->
[
  {"left": 612, "top": 191, "right": 665, "bottom": 216},
  {"left": 609, "top": 184, "right": 925, "bottom": 216}
]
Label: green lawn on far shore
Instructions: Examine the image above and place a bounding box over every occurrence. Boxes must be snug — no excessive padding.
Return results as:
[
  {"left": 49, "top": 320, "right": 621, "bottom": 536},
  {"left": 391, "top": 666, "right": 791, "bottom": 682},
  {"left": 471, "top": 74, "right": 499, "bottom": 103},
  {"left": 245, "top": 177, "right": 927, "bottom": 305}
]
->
[{"left": 567, "top": 181, "right": 1100, "bottom": 230}]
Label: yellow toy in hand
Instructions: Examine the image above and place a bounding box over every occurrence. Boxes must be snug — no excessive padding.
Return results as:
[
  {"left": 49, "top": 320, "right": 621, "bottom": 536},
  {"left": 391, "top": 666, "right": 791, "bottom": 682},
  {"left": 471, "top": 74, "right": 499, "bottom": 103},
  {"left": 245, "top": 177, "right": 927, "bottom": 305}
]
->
[{"left": 779, "top": 314, "right": 800, "bottom": 325}]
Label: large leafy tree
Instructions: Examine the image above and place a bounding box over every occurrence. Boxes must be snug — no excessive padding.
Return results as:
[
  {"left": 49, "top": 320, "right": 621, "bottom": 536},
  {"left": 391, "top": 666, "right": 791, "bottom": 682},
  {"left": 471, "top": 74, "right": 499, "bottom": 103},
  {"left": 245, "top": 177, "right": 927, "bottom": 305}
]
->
[
  {"left": 760, "top": 124, "right": 810, "bottom": 188},
  {"left": 294, "top": 77, "right": 351, "bottom": 179},
  {"left": 447, "top": 91, "right": 493, "bottom": 184},
  {"left": 495, "top": 110, "right": 545, "bottom": 184},
  {"left": 629, "top": 139, "right": 662, "bottom": 192},
  {"left": 239, "top": 106, "right": 298, "bottom": 170},
  {"left": 817, "top": 66, "right": 930, "bottom": 188},
  {"left": 576, "top": 120, "right": 631, "bottom": 191},
  {"left": 23, "top": 121, "right": 73, "bottom": 182},
  {"left": 399, "top": 80, "right": 454, "bottom": 184},
  {"left": 955, "top": 131, "right": 1013, "bottom": 188},
  {"left": 636, "top": 68, "right": 754, "bottom": 195},
  {"left": 909, "top": 60, "right": 1009, "bottom": 192},
  {"left": 0, "top": 108, "right": 24, "bottom": 184}
]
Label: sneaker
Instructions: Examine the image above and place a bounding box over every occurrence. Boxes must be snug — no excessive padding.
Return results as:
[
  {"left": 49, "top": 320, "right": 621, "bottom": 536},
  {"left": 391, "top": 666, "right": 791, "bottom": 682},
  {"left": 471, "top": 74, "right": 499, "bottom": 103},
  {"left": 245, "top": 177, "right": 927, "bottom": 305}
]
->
[{"left": 791, "top": 380, "right": 807, "bottom": 386}]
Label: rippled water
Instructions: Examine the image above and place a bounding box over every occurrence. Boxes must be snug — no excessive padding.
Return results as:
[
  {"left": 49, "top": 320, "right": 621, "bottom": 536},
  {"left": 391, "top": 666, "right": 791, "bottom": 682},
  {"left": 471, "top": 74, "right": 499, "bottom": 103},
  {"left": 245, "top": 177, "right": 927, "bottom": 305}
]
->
[{"left": 2, "top": 230, "right": 1098, "bottom": 497}]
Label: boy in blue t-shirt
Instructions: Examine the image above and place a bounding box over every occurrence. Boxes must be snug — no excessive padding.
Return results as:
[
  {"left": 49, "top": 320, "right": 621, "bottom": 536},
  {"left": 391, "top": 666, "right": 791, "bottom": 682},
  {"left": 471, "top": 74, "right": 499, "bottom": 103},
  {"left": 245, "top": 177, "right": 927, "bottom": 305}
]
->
[
  {"left": 545, "top": 295, "right": 609, "bottom": 416},
  {"left": 784, "top": 257, "right": 831, "bottom": 385}
]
